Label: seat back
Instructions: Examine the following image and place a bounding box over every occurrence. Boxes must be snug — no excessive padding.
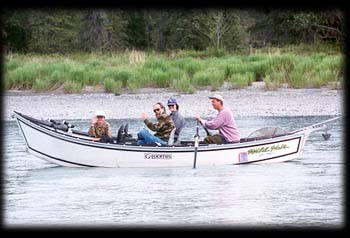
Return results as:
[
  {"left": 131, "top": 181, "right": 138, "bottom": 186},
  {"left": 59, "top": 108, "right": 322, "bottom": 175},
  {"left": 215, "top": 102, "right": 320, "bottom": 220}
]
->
[
  {"left": 167, "top": 128, "right": 176, "bottom": 146},
  {"left": 117, "top": 124, "right": 125, "bottom": 143}
]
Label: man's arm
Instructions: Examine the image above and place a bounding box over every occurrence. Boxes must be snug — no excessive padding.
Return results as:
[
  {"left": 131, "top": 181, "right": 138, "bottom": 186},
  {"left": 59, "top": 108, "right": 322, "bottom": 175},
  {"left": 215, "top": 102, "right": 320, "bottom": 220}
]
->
[
  {"left": 88, "top": 125, "right": 95, "bottom": 137},
  {"left": 106, "top": 124, "right": 113, "bottom": 138},
  {"left": 204, "top": 113, "right": 225, "bottom": 130},
  {"left": 144, "top": 119, "right": 162, "bottom": 132}
]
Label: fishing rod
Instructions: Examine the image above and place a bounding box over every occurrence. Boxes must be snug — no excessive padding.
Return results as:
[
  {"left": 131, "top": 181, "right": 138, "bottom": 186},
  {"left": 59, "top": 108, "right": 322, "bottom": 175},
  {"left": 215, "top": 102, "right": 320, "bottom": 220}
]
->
[
  {"left": 290, "top": 115, "right": 343, "bottom": 140},
  {"left": 291, "top": 115, "right": 343, "bottom": 134}
]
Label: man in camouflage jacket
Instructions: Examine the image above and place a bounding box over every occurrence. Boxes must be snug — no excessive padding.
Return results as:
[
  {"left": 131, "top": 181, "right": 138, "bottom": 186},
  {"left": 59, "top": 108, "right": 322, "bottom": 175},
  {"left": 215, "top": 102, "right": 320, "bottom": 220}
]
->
[
  {"left": 137, "top": 102, "right": 175, "bottom": 145},
  {"left": 88, "top": 110, "right": 113, "bottom": 142}
]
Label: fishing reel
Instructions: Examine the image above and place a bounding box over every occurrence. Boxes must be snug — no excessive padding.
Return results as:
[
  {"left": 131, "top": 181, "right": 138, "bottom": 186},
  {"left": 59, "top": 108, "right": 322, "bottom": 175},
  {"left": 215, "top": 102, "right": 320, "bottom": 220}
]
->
[{"left": 322, "top": 125, "right": 331, "bottom": 141}]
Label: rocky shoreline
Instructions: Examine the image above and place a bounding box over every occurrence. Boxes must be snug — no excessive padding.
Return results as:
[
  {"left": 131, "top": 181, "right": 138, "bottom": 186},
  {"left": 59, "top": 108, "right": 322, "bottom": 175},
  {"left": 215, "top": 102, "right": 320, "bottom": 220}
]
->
[{"left": 3, "top": 85, "right": 343, "bottom": 121}]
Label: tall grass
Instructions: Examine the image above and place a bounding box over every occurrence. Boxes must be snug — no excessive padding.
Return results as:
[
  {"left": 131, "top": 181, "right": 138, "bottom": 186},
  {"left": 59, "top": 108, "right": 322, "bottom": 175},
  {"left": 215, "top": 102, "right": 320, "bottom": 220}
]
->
[
  {"left": 192, "top": 68, "right": 225, "bottom": 91},
  {"left": 4, "top": 47, "right": 344, "bottom": 94},
  {"left": 171, "top": 74, "right": 195, "bottom": 94},
  {"left": 63, "top": 80, "right": 83, "bottom": 93},
  {"left": 229, "top": 72, "right": 255, "bottom": 89},
  {"left": 104, "top": 78, "right": 115, "bottom": 93}
]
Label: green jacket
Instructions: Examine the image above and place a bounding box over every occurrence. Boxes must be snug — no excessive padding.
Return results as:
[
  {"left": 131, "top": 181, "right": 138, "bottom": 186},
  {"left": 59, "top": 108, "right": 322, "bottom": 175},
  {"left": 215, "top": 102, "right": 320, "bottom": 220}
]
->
[
  {"left": 88, "top": 122, "right": 113, "bottom": 138},
  {"left": 144, "top": 113, "right": 175, "bottom": 141}
]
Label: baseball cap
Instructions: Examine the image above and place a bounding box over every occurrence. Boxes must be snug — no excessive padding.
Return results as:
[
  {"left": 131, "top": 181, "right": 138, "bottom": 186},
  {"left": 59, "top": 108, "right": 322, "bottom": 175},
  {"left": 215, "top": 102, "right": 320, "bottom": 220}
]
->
[
  {"left": 94, "top": 110, "right": 106, "bottom": 117},
  {"left": 167, "top": 97, "right": 177, "bottom": 106},
  {"left": 208, "top": 94, "right": 224, "bottom": 103}
]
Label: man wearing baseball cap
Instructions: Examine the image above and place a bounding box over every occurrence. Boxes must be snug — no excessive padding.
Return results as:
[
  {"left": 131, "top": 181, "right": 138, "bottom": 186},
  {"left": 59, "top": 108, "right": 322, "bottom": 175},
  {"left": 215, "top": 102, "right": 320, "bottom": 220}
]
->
[
  {"left": 196, "top": 94, "right": 240, "bottom": 144},
  {"left": 88, "top": 110, "right": 113, "bottom": 142},
  {"left": 167, "top": 97, "right": 186, "bottom": 143}
]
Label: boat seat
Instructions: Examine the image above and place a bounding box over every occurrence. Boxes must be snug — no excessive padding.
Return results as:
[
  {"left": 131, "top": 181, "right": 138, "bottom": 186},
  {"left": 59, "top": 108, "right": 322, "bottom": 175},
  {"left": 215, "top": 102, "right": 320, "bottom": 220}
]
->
[
  {"left": 116, "top": 124, "right": 125, "bottom": 143},
  {"left": 167, "top": 128, "right": 176, "bottom": 146},
  {"left": 115, "top": 123, "right": 134, "bottom": 144}
]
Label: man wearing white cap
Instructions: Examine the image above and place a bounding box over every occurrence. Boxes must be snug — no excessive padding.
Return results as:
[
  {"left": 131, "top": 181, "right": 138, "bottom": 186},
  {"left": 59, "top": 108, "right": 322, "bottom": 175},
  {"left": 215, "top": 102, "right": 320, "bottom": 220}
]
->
[
  {"left": 88, "top": 110, "right": 113, "bottom": 142},
  {"left": 196, "top": 95, "right": 240, "bottom": 144}
]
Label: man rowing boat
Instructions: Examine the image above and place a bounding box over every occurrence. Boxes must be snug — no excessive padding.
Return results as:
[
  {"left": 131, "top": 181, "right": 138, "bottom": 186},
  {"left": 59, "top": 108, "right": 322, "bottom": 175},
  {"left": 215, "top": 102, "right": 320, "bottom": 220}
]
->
[{"left": 196, "top": 95, "right": 240, "bottom": 144}]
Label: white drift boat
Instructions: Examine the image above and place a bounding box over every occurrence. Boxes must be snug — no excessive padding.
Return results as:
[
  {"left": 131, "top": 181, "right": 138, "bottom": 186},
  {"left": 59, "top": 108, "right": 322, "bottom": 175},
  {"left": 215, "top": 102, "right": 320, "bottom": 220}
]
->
[{"left": 13, "top": 111, "right": 342, "bottom": 168}]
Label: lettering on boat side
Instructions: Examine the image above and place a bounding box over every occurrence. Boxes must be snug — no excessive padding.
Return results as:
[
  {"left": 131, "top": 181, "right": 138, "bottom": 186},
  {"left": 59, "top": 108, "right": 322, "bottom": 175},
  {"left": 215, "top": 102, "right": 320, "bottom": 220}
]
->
[
  {"left": 248, "top": 144, "right": 290, "bottom": 154},
  {"left": 144, "top": 153, "right": 172, "bottom": 160}
]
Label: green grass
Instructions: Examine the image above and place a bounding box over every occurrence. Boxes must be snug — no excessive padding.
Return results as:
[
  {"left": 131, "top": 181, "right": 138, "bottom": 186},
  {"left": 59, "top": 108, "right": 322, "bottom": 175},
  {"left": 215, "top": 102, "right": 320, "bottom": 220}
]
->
[
  {"left": 63, "top": 80, "right": 83, "bottom": 93},
  {"left": 171, "top": 74, "right": 195, "bottom": 94},
  {"left": 229, "top": 72, "right": 254, "bottom": 89},
  {"left": 4, "top": 45, "right": 344, "bottom": 93},
  {"left": 104, "top": 78, "right": 115, "bottom": 93},
  {"left": 114, "top": 81, "right": 123, "bottom": 96}
]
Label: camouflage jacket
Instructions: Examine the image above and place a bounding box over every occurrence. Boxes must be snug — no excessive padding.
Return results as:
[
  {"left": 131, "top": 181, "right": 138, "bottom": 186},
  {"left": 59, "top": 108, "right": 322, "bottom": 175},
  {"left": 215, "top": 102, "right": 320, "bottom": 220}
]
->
[
  {"left": 144, "top": 113, "right": 175, "bottom": 141},
  {"left": 88, "top": 122, "right": 113, "bottom": 138}
]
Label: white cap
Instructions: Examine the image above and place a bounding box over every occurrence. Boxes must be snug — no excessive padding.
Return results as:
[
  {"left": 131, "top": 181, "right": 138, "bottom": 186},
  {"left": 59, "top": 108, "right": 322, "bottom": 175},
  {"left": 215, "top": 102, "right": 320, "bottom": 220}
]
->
[
  {"left": 94, "top": 110, "right": 106, "bottom": 117},
  {"left": 208, "top": 94, "right": 224, "bottom": 103}
]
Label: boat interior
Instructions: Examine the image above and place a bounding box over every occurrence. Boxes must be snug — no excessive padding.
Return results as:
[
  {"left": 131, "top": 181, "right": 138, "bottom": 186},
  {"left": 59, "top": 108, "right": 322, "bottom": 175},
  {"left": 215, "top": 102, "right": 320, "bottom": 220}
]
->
[{"left": 15, "top": 111, "right": 292, "bottom": 147}]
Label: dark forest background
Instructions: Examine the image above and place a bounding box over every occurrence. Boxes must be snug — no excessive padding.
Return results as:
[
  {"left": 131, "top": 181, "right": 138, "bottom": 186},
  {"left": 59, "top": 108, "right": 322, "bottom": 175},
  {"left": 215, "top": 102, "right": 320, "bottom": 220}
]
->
[{"left": 2, "top": 8, "right": 344, "bottom": 54}]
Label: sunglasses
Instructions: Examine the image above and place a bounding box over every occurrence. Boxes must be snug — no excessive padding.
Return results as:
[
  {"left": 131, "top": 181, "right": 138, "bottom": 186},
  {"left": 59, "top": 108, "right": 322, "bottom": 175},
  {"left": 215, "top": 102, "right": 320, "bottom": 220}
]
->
[
  {"left": 153, "top": 108, "right": 161, "bottom": 113},
  {"left": 96, "top": 116, "right": 105, "bottom": 118}
]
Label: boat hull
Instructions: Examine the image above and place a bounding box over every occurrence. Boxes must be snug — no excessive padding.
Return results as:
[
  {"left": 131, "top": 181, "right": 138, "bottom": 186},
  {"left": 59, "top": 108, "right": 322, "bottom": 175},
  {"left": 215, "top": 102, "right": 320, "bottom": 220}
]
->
[{"left": 15, "top": 113, "right": 308, "bottom": 168}]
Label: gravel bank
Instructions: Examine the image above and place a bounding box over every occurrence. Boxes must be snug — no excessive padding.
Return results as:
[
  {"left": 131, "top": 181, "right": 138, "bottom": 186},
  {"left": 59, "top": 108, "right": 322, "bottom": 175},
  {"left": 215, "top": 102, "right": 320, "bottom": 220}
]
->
[{"left": 3, "top": 85, "right": 343, "bottom": 121}]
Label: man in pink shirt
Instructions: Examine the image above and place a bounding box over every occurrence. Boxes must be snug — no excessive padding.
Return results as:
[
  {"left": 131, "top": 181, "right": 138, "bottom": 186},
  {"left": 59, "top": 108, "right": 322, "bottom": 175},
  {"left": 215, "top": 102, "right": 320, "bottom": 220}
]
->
[{"left": 196, "top": 95, "right": 241, "bottom": 144}]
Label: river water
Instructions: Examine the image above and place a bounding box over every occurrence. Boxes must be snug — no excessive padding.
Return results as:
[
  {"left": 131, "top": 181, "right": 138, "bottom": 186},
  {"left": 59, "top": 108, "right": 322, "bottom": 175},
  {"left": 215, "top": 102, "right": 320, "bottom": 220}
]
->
[{"left": 3, "top": 116, "right": 344, "bottom": 228}]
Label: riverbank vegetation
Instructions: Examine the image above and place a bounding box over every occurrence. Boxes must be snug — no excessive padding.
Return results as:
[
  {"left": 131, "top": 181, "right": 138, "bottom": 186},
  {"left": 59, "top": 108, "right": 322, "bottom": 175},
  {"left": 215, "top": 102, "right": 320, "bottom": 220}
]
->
[
  {"left": 3, "top": 9, "right": 344, "bottom": 94},
  {"left": 4, "top": 45, "right": 344, "bottom": 94}
]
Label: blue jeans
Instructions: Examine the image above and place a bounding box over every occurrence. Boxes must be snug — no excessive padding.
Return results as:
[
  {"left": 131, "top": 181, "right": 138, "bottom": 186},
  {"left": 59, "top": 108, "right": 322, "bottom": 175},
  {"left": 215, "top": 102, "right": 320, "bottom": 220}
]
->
[{"left": 137, "top": 129, "right": 168, "bottom": 145}]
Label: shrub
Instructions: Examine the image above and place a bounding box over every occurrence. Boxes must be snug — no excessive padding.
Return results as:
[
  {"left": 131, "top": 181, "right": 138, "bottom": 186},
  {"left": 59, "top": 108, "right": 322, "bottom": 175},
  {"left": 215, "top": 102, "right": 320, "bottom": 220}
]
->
[
  {"left": 143, "top": 56, "right": 170, "bottom": 72},
  {"left": 33, "top": 78, "right": 50, "bottom": 92},
  {"left": 192, "top": 68, "right": 225, "bottom": 90},
  {"left": 172, "top": 57, "right": 203, "bottom": 75},
  {"left": 104, "top": 78, "right": 115, "bottom": 93},
  {"left": 264, "top": 71, "right": 284, "bottom": 90},
  {"left": 86, "top": 58, "right": 105, "bottom": 69},
  {"left": 229, "top": 72, "right": 254, "bottom": 89},
  {"left": 7, "top": 64, "right": 38, "bottom": 89},
  {"left": 171, "top": 74, "right": 195, "bottom": 94},
  {"left": 63, "top": 80, "right": 83, "bottom": 93},
  {"left": 114, "top": 81, "right": 123, "bottom": 96},
  {"left": 149, "top": 69, "right": 169, "bottom": 88}
]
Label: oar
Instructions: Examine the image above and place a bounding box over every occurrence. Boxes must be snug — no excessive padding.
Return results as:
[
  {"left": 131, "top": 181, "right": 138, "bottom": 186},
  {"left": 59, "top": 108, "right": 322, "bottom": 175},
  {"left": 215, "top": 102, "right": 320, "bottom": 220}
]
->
[
  {"left": 199, "top": 120, "right": 211, "bottom": 136},
  {"left": 193, "top": 121, "right": 200, "bottom": 169}
]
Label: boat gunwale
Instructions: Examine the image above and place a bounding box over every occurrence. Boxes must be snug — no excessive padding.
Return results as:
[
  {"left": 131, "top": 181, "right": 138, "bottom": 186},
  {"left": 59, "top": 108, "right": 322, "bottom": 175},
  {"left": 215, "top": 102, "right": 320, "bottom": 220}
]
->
[{"left": 14, "top": 112, "right": 305, "bottom": 153}]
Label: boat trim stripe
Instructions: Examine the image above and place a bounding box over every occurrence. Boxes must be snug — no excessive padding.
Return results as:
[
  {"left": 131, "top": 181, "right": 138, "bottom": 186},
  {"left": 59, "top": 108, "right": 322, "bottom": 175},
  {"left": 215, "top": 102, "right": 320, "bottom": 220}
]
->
[
  {"left": 28, "top": 147, "right": 96, "bottom": 167},
  {"left": 17, "top": 118, "right": 95, "bottom": 167},
  {"left": 234, "top": 138, "right": 301, "bottom": 164}
]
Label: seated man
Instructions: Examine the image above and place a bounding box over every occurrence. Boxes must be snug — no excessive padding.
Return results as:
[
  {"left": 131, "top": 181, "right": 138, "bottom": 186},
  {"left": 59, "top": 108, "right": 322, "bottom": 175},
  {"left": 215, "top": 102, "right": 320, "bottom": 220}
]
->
[
  {"left": 196, "top": 95, "right": 240, "bottom": 144},
  {"left": 88, "top": 110, "right": 113, "bottom": 143},
  {"left": 167, "top": 97, "right": 186, "bottom": 143},
  {"left": 137, "top": 102, "right": 175, "bottom": 146}
]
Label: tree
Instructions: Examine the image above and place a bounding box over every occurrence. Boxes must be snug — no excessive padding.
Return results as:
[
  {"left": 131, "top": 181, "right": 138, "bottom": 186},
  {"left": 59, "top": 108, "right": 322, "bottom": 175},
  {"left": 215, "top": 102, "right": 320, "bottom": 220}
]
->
[
  {"left": 105, "top": 9, "right": 128, "bottom": 51},
  {"left": 78, "top": 9, "right": 110, "bottom": 52},
  {"left": 26, "top": 9, "right": 82, "bottom": 53},
  {"left": 125, "top": 9, "right": 148, "bottom": 50},
  {"left": 2, "top": 9, "right": 31, "bottom": 53},
  {"left": 78, "top": 9, "right": 127, "bottom": 53},
  {"left": 247, "top": 9, "right": 344, "bottom": 47},
  {"left": 192, "top": 9, "right": 247, "bottom": 50}
]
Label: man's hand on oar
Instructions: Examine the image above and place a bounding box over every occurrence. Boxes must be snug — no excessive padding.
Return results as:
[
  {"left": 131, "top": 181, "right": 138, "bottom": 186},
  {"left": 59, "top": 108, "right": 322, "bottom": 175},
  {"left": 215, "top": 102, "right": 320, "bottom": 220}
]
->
[{"left": 196, "top": 116, "right": 211, "bottom": 136}]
